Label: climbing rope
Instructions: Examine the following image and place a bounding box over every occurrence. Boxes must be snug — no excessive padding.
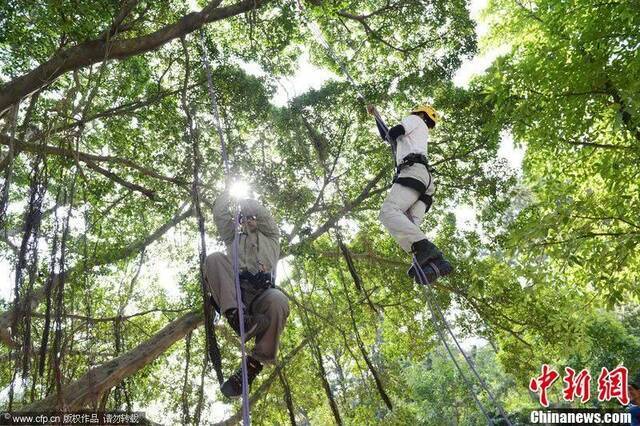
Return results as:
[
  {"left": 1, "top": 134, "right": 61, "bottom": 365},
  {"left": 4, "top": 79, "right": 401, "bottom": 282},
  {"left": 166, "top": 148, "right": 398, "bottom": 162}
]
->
[
  {"left": 180, "top": 35, "right": 224, "bottom": 390},
  {"left": 413, "top": 256, "right": 512, "bottom": 425},
  {"left": 299, "top": 10, "right": 397, "bottom": 163},
  {"left": 198, "top": 30, "right": 252, "bottom": 426},
  {"left": 298, "top": 8, "right": 512, "bottom": 425}
]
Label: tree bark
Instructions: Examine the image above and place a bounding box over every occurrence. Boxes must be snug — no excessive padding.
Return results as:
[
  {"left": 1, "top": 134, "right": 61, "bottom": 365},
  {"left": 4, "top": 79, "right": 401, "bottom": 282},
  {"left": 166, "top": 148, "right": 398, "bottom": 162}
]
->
[{"left": 23, "top": 312, "right": 203, "bottom": 411}]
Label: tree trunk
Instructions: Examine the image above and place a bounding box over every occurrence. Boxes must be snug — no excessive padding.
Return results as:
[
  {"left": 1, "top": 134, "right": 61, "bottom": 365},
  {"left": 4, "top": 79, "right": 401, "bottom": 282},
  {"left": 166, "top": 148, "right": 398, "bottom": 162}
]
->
[{"left": 23, "top": 312, "right": 202, "bottom": 411}]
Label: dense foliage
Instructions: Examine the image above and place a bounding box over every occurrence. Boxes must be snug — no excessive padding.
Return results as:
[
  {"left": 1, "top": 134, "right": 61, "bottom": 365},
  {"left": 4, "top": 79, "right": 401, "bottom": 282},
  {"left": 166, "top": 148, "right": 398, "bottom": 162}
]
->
[{"left": 0, "top": 0, "right": 637, "bottom": 424}]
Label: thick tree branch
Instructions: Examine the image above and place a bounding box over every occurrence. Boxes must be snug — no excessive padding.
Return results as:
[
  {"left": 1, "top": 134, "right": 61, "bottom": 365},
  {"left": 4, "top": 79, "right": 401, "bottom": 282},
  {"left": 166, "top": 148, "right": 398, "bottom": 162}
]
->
[
  {"left": 24, "top": 312, "right": 203, "bottom": 410},
  {"left": 0, "top": 0, "right": 272, "bottom": 114}
]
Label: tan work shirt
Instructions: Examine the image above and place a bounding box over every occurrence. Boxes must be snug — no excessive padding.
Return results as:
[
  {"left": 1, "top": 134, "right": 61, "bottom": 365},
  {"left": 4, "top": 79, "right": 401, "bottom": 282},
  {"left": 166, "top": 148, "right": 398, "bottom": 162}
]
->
[{"left": 213, "top": 192, "right": 280, "bottom": 274}]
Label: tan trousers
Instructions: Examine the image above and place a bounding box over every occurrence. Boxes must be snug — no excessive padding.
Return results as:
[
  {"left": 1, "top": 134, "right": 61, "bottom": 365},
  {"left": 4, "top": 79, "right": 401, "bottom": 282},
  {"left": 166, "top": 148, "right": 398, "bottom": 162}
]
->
[
  {"left": 204, "top": 252, "right": 289, "bottom": 364},
  {"left": 379, "top": 164, "right": 435, "bottom": 253}
]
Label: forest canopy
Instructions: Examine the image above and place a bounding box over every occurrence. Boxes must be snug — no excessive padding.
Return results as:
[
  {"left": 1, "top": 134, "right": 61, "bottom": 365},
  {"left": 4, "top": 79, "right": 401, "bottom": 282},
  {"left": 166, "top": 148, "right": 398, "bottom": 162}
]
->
[{"left": 0, "top": 0, "right": 638, "bottom": 424}]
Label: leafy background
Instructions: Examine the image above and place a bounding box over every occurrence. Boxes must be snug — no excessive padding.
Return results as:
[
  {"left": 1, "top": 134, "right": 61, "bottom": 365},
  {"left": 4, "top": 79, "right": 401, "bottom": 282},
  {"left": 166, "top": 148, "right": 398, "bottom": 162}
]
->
[{"left": 0, "top": 0, "right": 638, "bottom": 424}]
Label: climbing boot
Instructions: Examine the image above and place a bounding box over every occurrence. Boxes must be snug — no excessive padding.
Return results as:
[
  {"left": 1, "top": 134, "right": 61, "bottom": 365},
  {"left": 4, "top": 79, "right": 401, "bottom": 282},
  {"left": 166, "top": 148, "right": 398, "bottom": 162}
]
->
[
  {"left": 408, "top": 255, "right": 454, "bottom": 285},
  {"left": 220, "top": 356, "right": 263, "bottom": 398},
  {"left": 407, "top": 239, "right": 452, "bottom": 284},
  {"left": 407, "top": 239, "right": 441, "bottom": 278},
  {"left": 224, "top": 308, "right": 269, "bottom": 341},
  {"left": 412, "top": 239, "right": 442, "bottom": 264}
]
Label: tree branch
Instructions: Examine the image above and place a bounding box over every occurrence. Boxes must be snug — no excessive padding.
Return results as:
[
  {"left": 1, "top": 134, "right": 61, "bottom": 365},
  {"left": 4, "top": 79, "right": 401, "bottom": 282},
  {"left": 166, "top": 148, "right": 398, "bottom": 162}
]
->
[
  {"left": 337, "top": 9, "right": 439, "bottom": 54},
  {"left": 0, "top": 0, "right": 272, "bottom": 114},
  {"left": 101, "top": 0, "right": 141, "bottom": 40},
  {"left": 1, "top": 134, "right": 175, "bottom": 197},
  {"left": 286, "top": 167, "right": 388, "bottom": 253},
  {"left": 31, "top": 307, "right": 190, "bottom": 324},
  {"left": 81, "top": 157, "right": 158, "bottom": 200},
  {"left": 534, "top": 231, "right": 640, "bottom": 247},
  {"left": 0, "top": 135, "right": 187, "bottom": 186},
  {"left": 47, "top": 77, "right": 207, "bottom": 138},
  {"left": 24, "top": 311, "right": 203, "bottom": 411}
]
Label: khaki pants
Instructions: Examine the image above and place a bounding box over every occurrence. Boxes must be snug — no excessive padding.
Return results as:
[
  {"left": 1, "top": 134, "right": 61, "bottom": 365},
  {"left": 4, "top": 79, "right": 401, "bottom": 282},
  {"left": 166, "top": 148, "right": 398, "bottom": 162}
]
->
[
  {"left": 379, "top": 164, "right": 435, "bottom": 253},
  {"left": 204, "top": 252, "right": 289, "bottom": 364}
]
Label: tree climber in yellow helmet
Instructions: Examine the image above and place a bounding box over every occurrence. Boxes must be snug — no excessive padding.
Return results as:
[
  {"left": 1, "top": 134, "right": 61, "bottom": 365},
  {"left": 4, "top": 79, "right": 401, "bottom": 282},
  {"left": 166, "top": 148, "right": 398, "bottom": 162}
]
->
[{"left": 367, "top": 104, "right": 453, "bottom": 284}]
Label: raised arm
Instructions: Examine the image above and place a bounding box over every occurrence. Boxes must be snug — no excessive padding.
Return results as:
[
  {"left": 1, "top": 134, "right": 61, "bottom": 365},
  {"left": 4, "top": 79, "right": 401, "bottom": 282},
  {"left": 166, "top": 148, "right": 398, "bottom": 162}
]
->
[
  {"left": 213, "top": 191, "right": 235, "bottom": 245},
  {"left": 367, "top": 104, "right": 404, "bottom": 141}
]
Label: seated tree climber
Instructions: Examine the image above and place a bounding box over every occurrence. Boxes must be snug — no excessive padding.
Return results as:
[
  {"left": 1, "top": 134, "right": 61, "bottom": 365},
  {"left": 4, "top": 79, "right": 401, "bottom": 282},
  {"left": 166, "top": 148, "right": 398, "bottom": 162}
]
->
[
  {"left": 367, "top": 104, "right": 453, "bottom": 284},
  {"left": 204, "top": 189, "right": 289, "bottom": 398}
]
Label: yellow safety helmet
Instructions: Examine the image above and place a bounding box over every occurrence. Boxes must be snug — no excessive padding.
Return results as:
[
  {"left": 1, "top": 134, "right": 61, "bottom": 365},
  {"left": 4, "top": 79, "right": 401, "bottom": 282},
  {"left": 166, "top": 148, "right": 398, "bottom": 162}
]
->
[{"left": 412, "top": 104, "right": 440, "bottom": 124}]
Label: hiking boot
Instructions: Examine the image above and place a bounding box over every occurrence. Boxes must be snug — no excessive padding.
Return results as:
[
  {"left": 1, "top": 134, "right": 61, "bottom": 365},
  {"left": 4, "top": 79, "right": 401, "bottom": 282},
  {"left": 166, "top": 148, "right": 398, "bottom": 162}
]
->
[
  {"left": 220, "top": 356, "right": 263, "bottom": 398},
  {"left": 407, "top": 239, "right": 442, "bottom": 281},
  {"left": 408, "top": 255, "right": 453, "bottom": 284},
  {"left": 411, "top": 239, "right": 442, "bottom": 265},
  {"left": 224, "top": 308, "right": 269, "bottom": 341}
]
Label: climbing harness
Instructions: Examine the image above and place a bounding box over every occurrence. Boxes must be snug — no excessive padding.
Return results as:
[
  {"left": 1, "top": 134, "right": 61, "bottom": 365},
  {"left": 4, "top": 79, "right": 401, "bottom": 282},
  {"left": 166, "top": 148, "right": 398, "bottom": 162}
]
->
[
  {"left": 239, "top": 270, "right": 275, "bottom": 291},
  {"left": 298, "top": 8, "right": 513, "bottom": 425},
  {"left": 198, "top": 30, "right": 252, "bottom": 425},
  {"left": 394, "top": 153, "right": 434, "bottom": 211},
  {"left": 396, "top": 153, "right": 430, "bottom": 175}
]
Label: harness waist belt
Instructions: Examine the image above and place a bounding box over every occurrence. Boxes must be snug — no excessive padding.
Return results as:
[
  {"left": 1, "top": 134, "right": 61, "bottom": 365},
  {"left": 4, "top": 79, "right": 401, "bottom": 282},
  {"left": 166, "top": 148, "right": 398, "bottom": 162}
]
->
[
  {"left": 393, "top": 153, "right": 434, "bottom": 212},
  {"left": 239, "top": 270, "right": 275, "bottom": 289},
  {"left": 396, "top": 153, "right": 430, "bottom": 174}
]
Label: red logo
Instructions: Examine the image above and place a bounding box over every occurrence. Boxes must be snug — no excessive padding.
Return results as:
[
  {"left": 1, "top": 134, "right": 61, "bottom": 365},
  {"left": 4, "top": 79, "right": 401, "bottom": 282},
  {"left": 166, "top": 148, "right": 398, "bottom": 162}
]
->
[
  {"left": 597, "top": 366, "right": 629, "bottom": 405},
  {"left": 563, "top": 367, "right": 591, "bottom": 403},
  {"left": 529, "top": 365, "right": 629, "bottom": 406},
  {"left": 530, "top": 364, "right": 560, "bottom": 407}
]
